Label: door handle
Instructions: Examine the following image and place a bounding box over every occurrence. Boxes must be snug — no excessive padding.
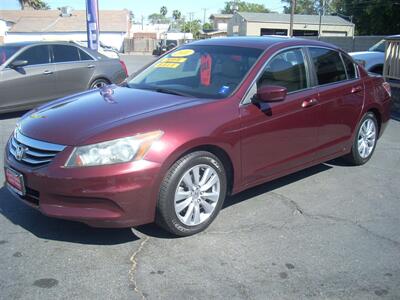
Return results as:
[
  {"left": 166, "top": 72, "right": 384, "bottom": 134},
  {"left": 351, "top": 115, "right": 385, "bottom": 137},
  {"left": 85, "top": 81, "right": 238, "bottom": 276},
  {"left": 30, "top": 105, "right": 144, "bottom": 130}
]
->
[
  {"left": 43, "top": 70, "right": 53, "bottom": 75},
  {"left": 351, "top": 85, "right": 363, "bottom": 93},
  {"left": 87, "top": 64, "right": 95, "bottom": 69},
  {"left": 301, "top": 98, "right": 319, "bottom": 108}
]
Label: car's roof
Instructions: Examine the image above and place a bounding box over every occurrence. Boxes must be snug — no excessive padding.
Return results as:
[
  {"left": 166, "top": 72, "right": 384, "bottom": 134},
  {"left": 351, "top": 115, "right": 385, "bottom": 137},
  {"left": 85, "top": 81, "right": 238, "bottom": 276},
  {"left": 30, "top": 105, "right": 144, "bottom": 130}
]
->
[
  {"left": 2, "top": 40, "right": 109, "bottom": 59},
  {"left": 189, "top": 36, "right": 340, "bottom": 51},
  {"left": 3, "top": 41, "right": 86, "bottom": 47}
]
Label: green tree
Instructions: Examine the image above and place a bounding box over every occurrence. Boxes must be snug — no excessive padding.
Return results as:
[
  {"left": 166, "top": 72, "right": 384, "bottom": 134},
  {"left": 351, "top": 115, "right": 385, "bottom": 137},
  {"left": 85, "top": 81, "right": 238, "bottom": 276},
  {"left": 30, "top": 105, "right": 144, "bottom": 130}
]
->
[
  {"left": 330, "top": 0, "right": 400, "bottom": 35},
  {"left": 18, "top": 0, "right": 50, "bottom": 10},
  {"left": 221, "top": 1, "right": 271, "bottom": 13},
  {"left": 202, "top": 22, "right": 214, "bottom": 30},
  {"left": 172, "top": 10, "right": 182, "bottom": 21},
  {"left": 148, "top": 13, "right": 169, "bottom": 24},
  {"left": 182, "top": 19, "right": 202, "bottom": 38},
  {"left": 282, "top": 0, "right": 318, "bottom": 14},
  {"left": 160, "top": 6, "right": 168, "bottom": 17}
]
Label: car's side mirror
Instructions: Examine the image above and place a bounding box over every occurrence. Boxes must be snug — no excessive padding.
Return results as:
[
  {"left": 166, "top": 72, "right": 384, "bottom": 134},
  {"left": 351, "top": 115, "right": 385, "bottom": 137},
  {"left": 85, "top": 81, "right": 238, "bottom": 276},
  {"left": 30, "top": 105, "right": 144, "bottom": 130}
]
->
[
  {"left": 255, "top": 85, "right": 287, "bottom": 102},
  {"left": 9, "top": 60, "right": 28, "bottom": 69}
]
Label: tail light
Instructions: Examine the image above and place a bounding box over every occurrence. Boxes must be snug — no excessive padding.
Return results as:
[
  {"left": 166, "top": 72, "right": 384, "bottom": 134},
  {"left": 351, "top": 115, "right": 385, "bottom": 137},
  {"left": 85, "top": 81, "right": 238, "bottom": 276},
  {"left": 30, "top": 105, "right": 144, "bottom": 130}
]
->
[
  {"left": 382, "top": 82, "right": 391, "bottom": 97},
  {"left": 119, "top": 60, "right": 128, "bottom": 77}
]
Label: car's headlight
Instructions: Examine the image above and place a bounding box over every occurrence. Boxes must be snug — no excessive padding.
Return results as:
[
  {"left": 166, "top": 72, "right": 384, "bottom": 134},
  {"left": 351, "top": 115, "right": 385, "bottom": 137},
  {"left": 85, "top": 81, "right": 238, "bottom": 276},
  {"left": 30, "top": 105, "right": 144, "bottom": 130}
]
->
[{"left": 65, "top": 130, "right": 163, "bottom": 167}]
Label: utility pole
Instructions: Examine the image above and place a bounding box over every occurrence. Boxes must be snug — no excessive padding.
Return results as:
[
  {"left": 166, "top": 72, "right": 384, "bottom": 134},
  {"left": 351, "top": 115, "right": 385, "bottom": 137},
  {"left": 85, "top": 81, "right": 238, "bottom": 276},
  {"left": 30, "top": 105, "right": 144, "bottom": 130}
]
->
[
  {"left": 318, "top": 0, "right": 325, "bottom": 38},
  {"left": 289, "top": 0, "right": 296, "bottom": 37},
  {"left": 188, "top": 12, "right": 194, "bottom": 37},
  {"left": 202, "top": 8, "right": 207, "bottom": 26}
]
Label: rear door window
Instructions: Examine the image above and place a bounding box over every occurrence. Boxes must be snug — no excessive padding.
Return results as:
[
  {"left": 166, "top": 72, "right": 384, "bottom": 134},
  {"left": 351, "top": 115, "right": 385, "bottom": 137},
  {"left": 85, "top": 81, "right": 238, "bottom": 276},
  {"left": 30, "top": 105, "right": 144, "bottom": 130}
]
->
[
  {"left": 341, "top": 54, "right": 356, "bottom": 79},
  {"left": 309, "top": 48, "right": 347, "bottom": 85},
  {"left": 16, "top": 45, "right": 50, "bottom": 66},
  {"left": 78, "top": 49, "right": 94, "bottom": 61},
  {"left": 257, "top": 48, "right": 308, "bottom": 93},
  {"left": 52, "top": 45, "right": 80, "bottom": 63}
]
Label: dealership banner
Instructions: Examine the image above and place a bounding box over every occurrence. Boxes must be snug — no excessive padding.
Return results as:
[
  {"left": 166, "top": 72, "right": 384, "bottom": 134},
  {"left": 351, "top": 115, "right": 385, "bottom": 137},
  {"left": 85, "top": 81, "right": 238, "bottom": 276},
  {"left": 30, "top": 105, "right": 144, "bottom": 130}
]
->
[{"left": 86, "top": 0, "right": 100, "bottom": 51}]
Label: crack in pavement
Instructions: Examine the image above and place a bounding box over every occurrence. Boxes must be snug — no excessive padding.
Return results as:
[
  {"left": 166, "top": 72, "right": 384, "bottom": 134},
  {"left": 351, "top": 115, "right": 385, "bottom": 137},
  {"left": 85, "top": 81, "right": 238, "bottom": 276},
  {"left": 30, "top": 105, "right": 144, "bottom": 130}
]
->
[
  {"left": 129, "top": 235, "right": 150, "bottom": 300},
  {"left": 205, "top": 221, "right": 289, "bottom": 235},
  {"left": 271, "top": 191, "right": 400, "bottom": 248}
]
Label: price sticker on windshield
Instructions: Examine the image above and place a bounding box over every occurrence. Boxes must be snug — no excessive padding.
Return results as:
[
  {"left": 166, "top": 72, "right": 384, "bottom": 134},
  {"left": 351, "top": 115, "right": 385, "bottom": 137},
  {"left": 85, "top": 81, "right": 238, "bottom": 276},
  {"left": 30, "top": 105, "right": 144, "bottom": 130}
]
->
[
  {"left": 171, "top": 49, "right": 195, "bottom": 57},
  {"left": 162, "top": 57, "right": 187, "bottom": 63},
  {"left": 155, "top": 62, "right": 180, "bottom": 68}
]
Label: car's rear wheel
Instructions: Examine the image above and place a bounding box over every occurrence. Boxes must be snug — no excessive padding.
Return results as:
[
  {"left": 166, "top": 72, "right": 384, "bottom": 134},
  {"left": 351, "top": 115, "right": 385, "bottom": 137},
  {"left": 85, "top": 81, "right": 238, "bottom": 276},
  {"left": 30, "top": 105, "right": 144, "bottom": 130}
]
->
[
  {"left": 90, "top": 78, "right": 110, "bottom": 89},
  {"left": 156, "top": 151, "right": 227, "bottom": 236},
  {"left": 344, "top": 112, "right": 378, "bottom": 165}
]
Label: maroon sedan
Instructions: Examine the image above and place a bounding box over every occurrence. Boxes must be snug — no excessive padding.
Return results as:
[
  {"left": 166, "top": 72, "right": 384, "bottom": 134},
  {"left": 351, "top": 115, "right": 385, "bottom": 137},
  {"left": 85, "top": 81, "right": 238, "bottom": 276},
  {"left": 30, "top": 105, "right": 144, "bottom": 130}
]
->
[{"left": 4, "top": 37, "right": 391, "bottom": 236}]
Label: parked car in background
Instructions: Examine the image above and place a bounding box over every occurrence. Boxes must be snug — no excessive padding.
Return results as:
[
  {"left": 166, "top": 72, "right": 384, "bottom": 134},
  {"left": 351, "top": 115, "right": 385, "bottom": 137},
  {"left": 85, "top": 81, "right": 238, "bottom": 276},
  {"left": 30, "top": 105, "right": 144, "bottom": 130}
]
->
[
  {"left": 73, "top": 41, "right": 120, "bottom": 59},
  {"left": 153, "top": 39, "right": 180, "bottom": 56},
  {"left": 0, "top": 41, "right": 128, "bottom": 113},
  {"left": 4, "top": 37, "right": 391, "bottom": 236},
  {"left": 349, "top": 39, "right": 385, "bottom": 74}
]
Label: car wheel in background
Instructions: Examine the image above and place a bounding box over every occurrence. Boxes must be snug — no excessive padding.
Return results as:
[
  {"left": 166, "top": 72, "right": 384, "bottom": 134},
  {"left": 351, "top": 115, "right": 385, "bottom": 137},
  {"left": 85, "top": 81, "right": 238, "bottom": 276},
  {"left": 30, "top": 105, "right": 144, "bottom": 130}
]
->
[
  {"left": 90, "top": 78, "right": 110, "bottom": 89},
  {"left": 369, "top": 65, "right": 383, "bottom": 75},
  {"left": 344, "top": 112, "right": 378, "bottom": 165},
  {"left": 156, "top": 151, "right": 227, "bottom": 236}
]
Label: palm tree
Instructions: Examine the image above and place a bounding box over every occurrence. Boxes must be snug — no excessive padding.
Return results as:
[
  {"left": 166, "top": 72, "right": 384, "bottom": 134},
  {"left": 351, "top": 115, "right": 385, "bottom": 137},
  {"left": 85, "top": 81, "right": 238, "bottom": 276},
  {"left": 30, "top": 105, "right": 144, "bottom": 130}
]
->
[
  {"left": 172, "top": 10, "right": 181, "bottom": 21},
  {"left": 160, "top": 6, "right": 168, "bottom": 17},
  {"left": 18, "top": 0, "right": 50, "bottom": 10}
]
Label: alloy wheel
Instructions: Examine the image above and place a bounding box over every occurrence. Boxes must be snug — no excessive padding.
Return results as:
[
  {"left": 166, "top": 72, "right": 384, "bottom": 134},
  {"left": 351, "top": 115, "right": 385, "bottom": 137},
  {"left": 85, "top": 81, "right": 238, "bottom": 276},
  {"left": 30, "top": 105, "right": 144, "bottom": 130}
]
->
[
  {"left": 357, "top": 118, "right": 377, "bottom": 158},
  {"left": 174, "top": 164, "right": 221, "bottom": 226}
]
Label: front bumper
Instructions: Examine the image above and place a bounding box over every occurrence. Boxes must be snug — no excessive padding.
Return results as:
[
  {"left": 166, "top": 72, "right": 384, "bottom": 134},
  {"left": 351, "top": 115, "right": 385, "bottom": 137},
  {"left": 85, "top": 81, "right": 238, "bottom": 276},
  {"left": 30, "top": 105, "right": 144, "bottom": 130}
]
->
[{"left": 4, "top": 141, "right": 162, "bottom": 228}]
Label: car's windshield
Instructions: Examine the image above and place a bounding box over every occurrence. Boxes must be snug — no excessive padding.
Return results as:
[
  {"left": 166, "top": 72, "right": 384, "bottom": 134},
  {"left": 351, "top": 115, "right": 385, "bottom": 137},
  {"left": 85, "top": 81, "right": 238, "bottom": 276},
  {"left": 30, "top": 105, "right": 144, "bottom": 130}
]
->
[
  {"left": 369, "top": 40, "right": 385, "bottom": 52},
  {"left": 0, "top": 46, "right": 22, "bottom": 65},
  {"left": 128, "top": 45, "right": 263, "bottom": 99}
]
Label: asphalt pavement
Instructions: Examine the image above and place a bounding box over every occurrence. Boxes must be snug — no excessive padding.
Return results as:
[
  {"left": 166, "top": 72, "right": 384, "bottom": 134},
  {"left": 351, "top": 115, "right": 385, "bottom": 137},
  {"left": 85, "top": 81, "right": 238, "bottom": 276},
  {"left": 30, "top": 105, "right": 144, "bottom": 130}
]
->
[{"left": 0, "top": 55, "right": 399, "bottom": 300}]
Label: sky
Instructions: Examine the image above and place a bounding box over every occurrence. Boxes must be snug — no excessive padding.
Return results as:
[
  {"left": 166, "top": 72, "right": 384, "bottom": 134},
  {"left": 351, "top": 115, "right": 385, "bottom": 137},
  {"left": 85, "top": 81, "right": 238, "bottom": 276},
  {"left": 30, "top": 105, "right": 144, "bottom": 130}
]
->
[{"left": 0, "top": 0, "right": 285, "bottom": 23}]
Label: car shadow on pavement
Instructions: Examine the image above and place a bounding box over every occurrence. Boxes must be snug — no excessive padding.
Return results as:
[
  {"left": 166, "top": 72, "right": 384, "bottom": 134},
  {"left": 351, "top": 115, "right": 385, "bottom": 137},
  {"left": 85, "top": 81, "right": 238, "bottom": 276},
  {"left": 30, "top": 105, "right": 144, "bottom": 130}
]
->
[
  {"left": 0, "top": 163, "right": 333, "bottom": 242},
  {"left": 0, "top": 110, "right": 28, "bottom": 120},
  {"left": 223, "top": 163, "right": 332, "bottom": 209},
  {"left": 0, "top": 186, "right": 138, "bottom": 245},
  {"left": 135, "top": 163, "right": 333, "bottom": 239}
]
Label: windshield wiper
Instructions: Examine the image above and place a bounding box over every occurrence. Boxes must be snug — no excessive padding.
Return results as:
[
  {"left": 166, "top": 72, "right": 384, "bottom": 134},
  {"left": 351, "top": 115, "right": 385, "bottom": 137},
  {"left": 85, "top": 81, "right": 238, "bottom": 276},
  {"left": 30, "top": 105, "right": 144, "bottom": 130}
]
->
[
  {"left": 152, "top": 87, "right": 192, "bottom": 97},
  {"left": 126, "top": 84, "right": 192, "bottom": 97}
]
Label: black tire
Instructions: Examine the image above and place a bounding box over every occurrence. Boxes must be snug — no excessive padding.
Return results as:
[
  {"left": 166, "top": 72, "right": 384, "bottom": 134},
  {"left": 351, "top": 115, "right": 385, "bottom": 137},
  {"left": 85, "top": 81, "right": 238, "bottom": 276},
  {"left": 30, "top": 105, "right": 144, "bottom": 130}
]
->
[
  {"left": 156, "top": 151, "right": 227, "bottom": 236},
  {"left": 89, "top": 78, "right": 110, "bottom": 89},
  {"left": 344, "top": 112, "right": 378, "bottom": 165}
]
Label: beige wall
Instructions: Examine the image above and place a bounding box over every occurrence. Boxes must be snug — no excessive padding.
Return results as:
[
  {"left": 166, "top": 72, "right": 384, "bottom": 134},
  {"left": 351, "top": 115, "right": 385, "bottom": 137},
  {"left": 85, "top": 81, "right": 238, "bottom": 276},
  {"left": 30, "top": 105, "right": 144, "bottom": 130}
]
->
[
  {"left": 228, "top": 16, "right": 354, "bottom": 37},
  {"left": 212, "top": 18, "right": 230, "bottom": 31}
]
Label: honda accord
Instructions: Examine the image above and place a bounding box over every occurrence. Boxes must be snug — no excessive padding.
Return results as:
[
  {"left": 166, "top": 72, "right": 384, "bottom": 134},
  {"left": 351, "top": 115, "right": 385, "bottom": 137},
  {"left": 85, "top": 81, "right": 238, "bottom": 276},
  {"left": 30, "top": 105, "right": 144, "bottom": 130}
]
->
[{"left": 4, "top": 37, "right": 391, "bottom": 236}]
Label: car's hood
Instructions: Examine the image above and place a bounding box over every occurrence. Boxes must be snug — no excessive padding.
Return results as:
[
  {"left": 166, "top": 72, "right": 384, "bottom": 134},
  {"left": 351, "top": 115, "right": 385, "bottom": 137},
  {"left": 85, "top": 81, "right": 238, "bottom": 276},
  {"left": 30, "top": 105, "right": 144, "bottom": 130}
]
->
[{"left": 19, "top": 86, "right": 199, "bottom": 145}]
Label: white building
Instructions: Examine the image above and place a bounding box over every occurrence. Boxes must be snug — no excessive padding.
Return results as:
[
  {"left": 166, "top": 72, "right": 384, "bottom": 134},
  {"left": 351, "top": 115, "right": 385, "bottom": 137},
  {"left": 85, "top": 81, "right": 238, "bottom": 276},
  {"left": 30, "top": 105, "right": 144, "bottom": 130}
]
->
[
  {"left": 0, "top": 9, "right": 132, "bottom": 51},
  {"left": 228, "top": 12, "right": 355, "bottom": 37}
]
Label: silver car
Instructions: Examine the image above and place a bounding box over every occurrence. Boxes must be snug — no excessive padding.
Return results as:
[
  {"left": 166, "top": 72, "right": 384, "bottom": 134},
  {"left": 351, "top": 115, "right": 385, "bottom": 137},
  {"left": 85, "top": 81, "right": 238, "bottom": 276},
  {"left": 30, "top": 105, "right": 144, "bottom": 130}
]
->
[
  {"left": 349, "top": 39, "right": 385, "bottom": 75},
  {"left": 0, "top": 41, "right": 128, "bottom": 113}
]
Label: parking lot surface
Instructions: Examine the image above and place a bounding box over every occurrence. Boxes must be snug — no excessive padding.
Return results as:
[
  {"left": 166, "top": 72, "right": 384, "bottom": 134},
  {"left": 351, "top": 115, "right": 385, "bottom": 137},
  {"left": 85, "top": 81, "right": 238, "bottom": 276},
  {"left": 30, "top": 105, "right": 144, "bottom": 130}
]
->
[{"left": 0, "top": 55, "right": 399, "bottom": 299}]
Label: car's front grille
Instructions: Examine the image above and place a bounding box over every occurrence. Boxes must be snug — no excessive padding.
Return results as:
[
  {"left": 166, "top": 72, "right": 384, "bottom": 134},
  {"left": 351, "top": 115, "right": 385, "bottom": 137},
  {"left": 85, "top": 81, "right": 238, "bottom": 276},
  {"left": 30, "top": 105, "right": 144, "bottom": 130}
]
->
[{"left": 8, "top": 129, "right": 66, "bottom": 167}]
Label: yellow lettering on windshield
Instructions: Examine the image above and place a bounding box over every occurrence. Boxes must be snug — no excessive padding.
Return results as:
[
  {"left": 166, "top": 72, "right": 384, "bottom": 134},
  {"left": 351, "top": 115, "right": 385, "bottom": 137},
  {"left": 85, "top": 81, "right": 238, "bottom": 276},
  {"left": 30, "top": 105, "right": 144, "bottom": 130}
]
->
[
  {"left": 155, "top": 62, "right": 180, "bottom": 68},
  {"left": 162, "top": 57, "right": 187, "bottom": 63},
  {"left": 171, "top": 49, "right": 194, "bottom": 57}
]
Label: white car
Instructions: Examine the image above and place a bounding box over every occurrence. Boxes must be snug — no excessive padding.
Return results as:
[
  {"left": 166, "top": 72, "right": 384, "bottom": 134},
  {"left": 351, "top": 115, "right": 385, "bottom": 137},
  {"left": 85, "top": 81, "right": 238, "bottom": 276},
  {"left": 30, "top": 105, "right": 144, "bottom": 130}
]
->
[
  {"left": 349, "top": 40, "right": 385, "bottom": 74},
  {"left": 73, "top": 41, "right": 120, "bottom": 59}
]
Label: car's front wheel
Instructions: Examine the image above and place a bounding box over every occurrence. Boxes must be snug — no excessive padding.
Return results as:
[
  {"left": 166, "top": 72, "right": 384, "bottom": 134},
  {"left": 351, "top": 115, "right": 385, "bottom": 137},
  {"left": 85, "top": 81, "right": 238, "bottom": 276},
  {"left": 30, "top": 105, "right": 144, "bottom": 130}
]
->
[
  {"left": 345, "top": 112, "right": 378, "bottom": 165},
  {"left": 156, "top": 151, "right": 227, "bottom": 236}
]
